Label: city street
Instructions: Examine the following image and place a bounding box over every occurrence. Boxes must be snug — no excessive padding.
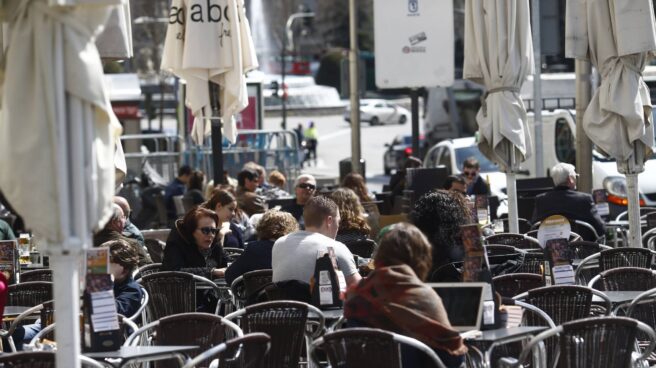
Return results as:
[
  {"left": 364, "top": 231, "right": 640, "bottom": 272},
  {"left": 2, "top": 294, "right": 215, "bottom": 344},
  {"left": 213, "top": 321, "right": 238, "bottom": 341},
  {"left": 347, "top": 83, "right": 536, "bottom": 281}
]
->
[{"left": 263, "top": 113, "right": 421, "bottom": 191}]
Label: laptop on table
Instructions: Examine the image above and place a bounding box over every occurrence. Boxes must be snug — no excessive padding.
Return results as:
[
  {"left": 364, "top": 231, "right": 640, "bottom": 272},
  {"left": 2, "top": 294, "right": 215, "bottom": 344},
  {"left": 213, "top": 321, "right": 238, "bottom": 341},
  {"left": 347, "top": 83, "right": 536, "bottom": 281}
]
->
[{"left": 427, "top": 282, "right": 487, "bottom": 337}]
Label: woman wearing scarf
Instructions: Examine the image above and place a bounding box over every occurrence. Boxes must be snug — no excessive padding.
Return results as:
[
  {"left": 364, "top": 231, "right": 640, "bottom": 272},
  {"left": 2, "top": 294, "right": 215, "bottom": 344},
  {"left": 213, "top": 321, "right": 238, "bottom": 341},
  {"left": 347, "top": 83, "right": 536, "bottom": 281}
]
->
[{"left": 344, "top": 223, "right": 467, "bottom": 367}]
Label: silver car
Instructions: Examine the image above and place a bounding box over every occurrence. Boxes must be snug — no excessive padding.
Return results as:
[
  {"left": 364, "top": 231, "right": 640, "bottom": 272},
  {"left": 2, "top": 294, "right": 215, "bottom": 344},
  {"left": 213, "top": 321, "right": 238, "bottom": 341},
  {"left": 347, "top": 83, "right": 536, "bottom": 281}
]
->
[{"left": 344, "top": 99, "right": 410, "bottom": 126}]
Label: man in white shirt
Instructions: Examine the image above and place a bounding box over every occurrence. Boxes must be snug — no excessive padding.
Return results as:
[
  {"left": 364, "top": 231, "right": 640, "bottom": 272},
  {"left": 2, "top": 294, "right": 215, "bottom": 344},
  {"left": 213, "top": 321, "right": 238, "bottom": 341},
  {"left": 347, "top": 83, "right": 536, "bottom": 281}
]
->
[{"left": 272, "top": 196, "right": 361, "bottom": 287}]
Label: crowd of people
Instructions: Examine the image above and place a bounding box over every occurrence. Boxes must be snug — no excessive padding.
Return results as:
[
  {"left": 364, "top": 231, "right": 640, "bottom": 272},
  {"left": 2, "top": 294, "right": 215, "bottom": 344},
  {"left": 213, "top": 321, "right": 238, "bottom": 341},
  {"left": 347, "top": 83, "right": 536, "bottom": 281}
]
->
[{"left": 0, "top": 155, "right": 609, "bottom": 365}]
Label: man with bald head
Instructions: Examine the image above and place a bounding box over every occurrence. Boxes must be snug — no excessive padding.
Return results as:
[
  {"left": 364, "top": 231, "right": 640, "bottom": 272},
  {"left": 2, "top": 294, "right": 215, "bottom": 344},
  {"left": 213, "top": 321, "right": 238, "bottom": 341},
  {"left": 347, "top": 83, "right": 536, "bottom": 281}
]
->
[{"left": 113, "top": 196, "right": 144, "bottom": 247}]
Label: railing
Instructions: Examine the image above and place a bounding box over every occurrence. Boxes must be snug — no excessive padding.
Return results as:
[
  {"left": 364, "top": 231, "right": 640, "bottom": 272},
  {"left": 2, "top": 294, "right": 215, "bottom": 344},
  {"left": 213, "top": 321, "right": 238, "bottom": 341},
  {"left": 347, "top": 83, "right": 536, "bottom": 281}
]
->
[{"left": 120, "top": 133, "right": 183, "bottom": 181}]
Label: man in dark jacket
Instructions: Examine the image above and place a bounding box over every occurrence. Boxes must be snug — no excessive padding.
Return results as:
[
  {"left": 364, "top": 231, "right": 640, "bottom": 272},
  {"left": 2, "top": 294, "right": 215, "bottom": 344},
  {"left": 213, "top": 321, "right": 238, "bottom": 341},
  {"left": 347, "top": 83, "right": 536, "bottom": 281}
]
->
[
  {"left": 94, "top": 204, "right": 152, "bottom": 266},
  {"left": 462, "top": 157, "right": 490, "bottom": 196},
  {"left": 164, "top": 165, "right": 192, "bottom": 222},
  {"left": 532, "top": 163, "right": 605, "bottom": 238}
]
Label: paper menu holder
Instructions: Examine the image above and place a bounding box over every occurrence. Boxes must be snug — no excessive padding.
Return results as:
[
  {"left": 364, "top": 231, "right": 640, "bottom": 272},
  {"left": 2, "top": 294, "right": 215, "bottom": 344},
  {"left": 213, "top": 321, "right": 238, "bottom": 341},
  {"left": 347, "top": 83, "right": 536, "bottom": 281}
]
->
[
  {"left": 0, "top": 240, "right": 18, "bottom": 284},
  {"left": 310, "top": 247, "right": 344, "bottom": 310},
  {"left": 460, "top": 224, "right": 500, "bottom": 329},
  {"left": 83, "top": 274, "right": 121, "bottom": 352},
  {"left": 543, "top": 238, "right": 575, "bottom": 285}
]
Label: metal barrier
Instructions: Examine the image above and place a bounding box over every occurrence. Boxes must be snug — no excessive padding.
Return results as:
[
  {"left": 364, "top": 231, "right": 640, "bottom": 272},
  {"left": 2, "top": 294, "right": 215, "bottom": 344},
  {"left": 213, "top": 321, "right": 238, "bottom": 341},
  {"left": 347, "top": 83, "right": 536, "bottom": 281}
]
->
[
  {"left": 120, "top": 133, "right": 183, "bottom": 181},
  {"left": 187, "top": 129, "right": 302, "bottom": 192}
]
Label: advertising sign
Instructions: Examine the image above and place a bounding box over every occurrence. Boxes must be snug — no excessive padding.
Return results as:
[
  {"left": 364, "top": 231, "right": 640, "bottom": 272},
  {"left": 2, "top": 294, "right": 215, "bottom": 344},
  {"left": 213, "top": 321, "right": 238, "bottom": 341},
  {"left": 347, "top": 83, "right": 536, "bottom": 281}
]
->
[{"left": 374, "top": 0, "right": 454, "bottom": 88}]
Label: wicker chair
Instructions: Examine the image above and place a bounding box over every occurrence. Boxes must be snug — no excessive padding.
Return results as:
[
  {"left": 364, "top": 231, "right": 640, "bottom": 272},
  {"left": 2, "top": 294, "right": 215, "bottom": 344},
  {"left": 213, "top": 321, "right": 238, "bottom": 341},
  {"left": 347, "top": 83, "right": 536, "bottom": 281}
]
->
[
  {"left": 8, "top": 282, "right": 53, "bottom": 307},
  {"left": 485, "top": 244, "right": 523, "bottom": 265},
  {"left": 139, "top": 271, "right": 217, "bottom": 320},
  {"left": 230, "top": 277, "right": 247, "bottom": 310},
  {"left": 19, "top": 270, "right": 52, "bottom": 283},
  {"left": 224, "top": 248, "right": 244, "bottom": 263},
  {"left": 224, "top": 301, "right": 325, "bottom": 368},
  {"left": 242, "top": 269, "right": 273, "bottom": 306},
  {"left": 485, "top": 233, "right": 541, "bottom": 250},
  {"left": 514, "top": 285, "right": 611, "bottom": 324},
  {"left": 144, "top": 239, "right": 165, "bottom": 263},
  {"left": 181, "top": 333, "right": 271, "bottom": 368},
  {"left": 30, "top": 315, "right": 138, "bottom": 350},
  {"left": 588, "top": 267, "right": 656, "bottom": 291},
  {"left": 125, "top": 312, "right": 242, "bottom": 368},
  {"left": 499, "top": 317, "right": 656, "bottom": 368},
  {"left": 310, "top": 327, "right": 447, "bottom": 368},
  {"left": 344, "top": 239, "right": 377, "bottom": 258},
  {"left": 569, "top": 241, "right": 611, "bottom": 259},
  {"left": 492, "top": 273, "right": 544, "bottom": 298},
  {"left": 599, "top": 247, "right": 655, "bottom": 270},
  {"left": 615, "top": 207, "right": 656, "bottom": 222},
  {"left": 0, "top": 303, "right": 47, "bottom": 352},
  {"left": 133, "top": 263, "right": 162, "bottom": 280},
  {"left": 0, "top": 351, "right": 107, "bottom": 368},
  {"left": 511, "top": 285, "right": 612, "bottom": 368},
  {"left": 501, "top": 217, "right": 532, "bottom": 234},
  {"left": 516, "top": 251, "right": 544, "bottom": 274}
]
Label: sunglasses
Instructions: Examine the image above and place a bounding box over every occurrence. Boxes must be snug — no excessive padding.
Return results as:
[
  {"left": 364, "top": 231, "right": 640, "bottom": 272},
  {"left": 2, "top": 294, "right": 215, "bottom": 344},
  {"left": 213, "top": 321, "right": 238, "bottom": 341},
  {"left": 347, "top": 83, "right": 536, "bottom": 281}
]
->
[
  {"left": 199, "top": 227, "right": 219, "bottom": 236},
  {"left": 463, "top": 171, "right": 477, "bottom": 177},
  {"left": 298, "top": 183, "right": 316, "bottom": 190}
]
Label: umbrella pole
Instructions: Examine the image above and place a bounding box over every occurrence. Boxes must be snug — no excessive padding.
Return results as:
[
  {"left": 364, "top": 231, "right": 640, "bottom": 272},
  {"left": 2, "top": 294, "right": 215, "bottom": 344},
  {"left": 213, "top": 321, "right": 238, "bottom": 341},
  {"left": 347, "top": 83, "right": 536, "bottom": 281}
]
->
[
  {"left": 209, "top": 83, "right": 224, "bottom": 185},
  {"left": 626, "top": 173, "right": 641, "bottom": 247},
  {"left": 507, "top": 146, "right": 519, "bottom": 233}
]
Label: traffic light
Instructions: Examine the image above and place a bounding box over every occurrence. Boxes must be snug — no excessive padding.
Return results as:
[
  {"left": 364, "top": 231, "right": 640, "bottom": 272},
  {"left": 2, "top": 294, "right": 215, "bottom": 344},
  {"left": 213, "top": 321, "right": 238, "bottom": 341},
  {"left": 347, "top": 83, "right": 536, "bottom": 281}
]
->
[{"left": 270, "top": 81, "right": 279, "bottom": 98}]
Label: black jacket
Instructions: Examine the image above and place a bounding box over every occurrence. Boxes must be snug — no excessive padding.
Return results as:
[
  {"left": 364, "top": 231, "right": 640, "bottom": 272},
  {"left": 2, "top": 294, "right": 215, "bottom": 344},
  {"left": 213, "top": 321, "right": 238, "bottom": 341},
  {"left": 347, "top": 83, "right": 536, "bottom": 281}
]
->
[
  {"left": 467, "top": 175, "right": 490, "bottom": 196},
  {"left": 114, "top": 276, "right": 143, "bottom": 318},
  {"left": 532, "top": 186, "right": 606, "bottom": 238},
  {"left": 224, "top": 239, "right": 274, "bottom": 285},
  {"left": 162, "top": 220, "right": 228, "bottom": 279}
]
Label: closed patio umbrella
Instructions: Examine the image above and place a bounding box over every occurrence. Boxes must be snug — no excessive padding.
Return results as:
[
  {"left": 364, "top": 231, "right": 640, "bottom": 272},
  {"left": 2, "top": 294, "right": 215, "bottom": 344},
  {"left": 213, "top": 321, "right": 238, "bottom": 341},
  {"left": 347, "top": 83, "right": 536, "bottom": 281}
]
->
[
  {"left": 161, "top": 0, "right": 257, "bottom": 183},
  {"left": 566, "top": 0, "right": 656, "bottom": 247},
  {"left": 464, "top": 0, "right": 534, "bottom": 233},
  {"left": 0, "top": 0, "right": 123, "bottom": 366}
]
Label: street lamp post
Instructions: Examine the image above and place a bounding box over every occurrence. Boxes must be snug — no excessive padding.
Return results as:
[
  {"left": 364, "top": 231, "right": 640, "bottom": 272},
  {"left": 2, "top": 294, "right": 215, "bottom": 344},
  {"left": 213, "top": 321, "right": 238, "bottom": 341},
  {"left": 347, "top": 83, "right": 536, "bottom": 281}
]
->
[{"left": 281, "top": 12, "right": 315, "bottom": 130}]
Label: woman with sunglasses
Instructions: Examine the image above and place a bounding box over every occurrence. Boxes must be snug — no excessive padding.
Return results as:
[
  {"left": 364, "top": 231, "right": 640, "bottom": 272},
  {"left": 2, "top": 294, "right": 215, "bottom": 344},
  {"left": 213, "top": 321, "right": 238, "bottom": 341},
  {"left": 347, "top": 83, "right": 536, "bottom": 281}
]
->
[
  {"left": 162, "top": 206, "right": 230, "bottom": 280},
  {"left": 203, "top": 189, "right": 245, "bottom": 249}
]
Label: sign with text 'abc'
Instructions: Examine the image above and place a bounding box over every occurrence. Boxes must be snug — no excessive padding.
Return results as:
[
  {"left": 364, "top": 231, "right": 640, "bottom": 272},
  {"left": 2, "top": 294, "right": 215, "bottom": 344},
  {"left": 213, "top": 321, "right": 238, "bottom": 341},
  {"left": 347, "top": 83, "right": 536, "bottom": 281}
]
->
[{"left": 374, "top": 0, "right": 454, "bottom": 88}]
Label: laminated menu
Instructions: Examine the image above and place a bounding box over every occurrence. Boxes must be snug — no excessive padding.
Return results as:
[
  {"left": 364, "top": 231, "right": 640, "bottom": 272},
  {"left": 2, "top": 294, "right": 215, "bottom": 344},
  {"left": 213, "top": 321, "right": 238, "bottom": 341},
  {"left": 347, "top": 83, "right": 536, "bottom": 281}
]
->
[
  {"left": 592, "top": 189, "right": 610, "bottom": 217},
  {"left": 544, "top": 238, "right": 575, "bottom": 285},
  {"left": 86, "top": 248, "right": 109, "bottom": 275},
  {"left": 83, "top": 273, "right": 121, "bottom": 352},
  {"left": 475, "top": 195, "right": 489, "bottom": 225},
  {"left": 0, "top": 240, "right": 17, "bottom": 283},
  {"left": 461, "top": 224, "right": 489, "bottom": 282}
]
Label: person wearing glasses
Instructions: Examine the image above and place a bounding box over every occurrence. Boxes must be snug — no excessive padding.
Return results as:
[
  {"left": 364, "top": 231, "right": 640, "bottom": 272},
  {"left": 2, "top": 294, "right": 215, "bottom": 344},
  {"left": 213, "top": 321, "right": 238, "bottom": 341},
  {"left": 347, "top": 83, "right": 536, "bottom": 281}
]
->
[
  {"left": 162, "top": 207, "right": 231, "bottom": 280},
  {"left": 532, "top": 163, "right": 605, "bottom": 239},
  {"left": 203, "top": 189, "right": 244, "bottom": 249},
  {"left": 94, "top": 204, "right": 152, "bottom": 267},
  {"left": 281, "top": 174, "right": 317, "bottom": 227},
  {"left": 462, "top": 157, "right": 490, "bottom": 196},
  {"left": 113, "top": 196, "right": 144, "bottom": 247}
]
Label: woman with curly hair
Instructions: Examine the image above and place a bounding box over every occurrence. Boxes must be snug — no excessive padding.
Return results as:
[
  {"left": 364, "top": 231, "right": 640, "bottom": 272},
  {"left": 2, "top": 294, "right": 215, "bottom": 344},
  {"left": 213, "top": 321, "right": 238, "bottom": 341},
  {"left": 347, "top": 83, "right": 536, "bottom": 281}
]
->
[
  {"left": 224, "top": 210, "right": 299, "bottom": 285},
  {"left": 341, "top": 172, "right": 374, "bottom": 203},
  {"left": 330, "top": 188, "right": 371, "bottom": 245},
  {"left": 345, "top": 223, "right": 467, "bottom": 367},
  {"left": 410, "top": 190, "right": 470, "bottom": 269}
]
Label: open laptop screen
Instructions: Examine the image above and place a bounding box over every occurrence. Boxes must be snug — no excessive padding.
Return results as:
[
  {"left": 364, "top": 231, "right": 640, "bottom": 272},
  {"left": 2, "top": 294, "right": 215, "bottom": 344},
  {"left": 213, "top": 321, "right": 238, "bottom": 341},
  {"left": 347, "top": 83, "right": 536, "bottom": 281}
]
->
[{"left": 427, "top": 282, "right": 486, "bottom": 332}]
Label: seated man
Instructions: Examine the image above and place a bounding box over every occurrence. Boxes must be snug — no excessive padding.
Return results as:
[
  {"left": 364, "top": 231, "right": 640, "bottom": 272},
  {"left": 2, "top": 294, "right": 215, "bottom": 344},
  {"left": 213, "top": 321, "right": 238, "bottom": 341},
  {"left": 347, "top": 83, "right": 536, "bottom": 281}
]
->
[
  {"left": 236, "top": 168, "right": 267, "bottom": 217},
  {"left": 532, "top": 163, "right": 605, "bottom": 238},
  {"left": 94, "top": 204, "right": 152, "bottom": 267},
  {"left": 272, "top": 196, "right": 361, "bottom": 293},
  {"left": 164, "top": 165, "right": 192, "bottom": 222},
  {"left": 113, "top": 196, "right": 144, "bottom": 247},
  {"left": 462, "top": 157, "right": 490, "bottom": 196},
  {"left": 280, "top": 174, "right": 316, "bottom": 228}
]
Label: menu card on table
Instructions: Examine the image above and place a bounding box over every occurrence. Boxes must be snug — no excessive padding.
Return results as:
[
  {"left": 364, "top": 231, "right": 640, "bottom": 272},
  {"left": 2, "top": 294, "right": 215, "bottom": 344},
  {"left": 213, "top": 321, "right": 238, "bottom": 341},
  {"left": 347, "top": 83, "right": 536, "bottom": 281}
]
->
[
  {"left": 461, "top": 224, "right": 489, "bottom": 282},
  {"left": 592, "top": 189, "right": 610, "bottom": 217},
  {"left": 0, "top": 240, "right": 17, "bottom": 283},
  {"left": 544, "top": 238, "right": 575, "bottom": 285},
  {"left": 84, "top": 273, "right": 121, "bottom": 352}
]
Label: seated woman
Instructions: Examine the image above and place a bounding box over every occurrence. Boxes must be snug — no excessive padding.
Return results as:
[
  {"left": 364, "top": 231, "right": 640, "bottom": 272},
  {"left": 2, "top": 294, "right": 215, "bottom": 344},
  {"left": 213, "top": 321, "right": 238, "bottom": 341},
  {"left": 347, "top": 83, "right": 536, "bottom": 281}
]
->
[
  {"left": 344, "top": 223, "right": 467, "bottom": 367},
  {"left": 203, "top": 189, "right": 245, "bottom": 249},
  {"left": 330, "top": 188, "right": 371, "bottom": 245},
  {"left": 162, "top": 207, "right": 230, "bottom": 312},
  {"left": 411, "top": 190, "right": 470, "bottom": 272},
  {"left": 224, "top": 210, "right": 298, "bottom": 286},
  {"left": 342, "top": 172, "right": 374, "bottom": 203}
]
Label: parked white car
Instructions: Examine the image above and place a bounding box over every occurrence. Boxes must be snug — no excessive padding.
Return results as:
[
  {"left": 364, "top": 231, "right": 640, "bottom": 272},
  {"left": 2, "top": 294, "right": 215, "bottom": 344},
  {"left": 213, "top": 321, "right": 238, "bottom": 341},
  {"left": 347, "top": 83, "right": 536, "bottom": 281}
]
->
[{"left": 344, "top": 99, "right": 410, "bottom": 125}]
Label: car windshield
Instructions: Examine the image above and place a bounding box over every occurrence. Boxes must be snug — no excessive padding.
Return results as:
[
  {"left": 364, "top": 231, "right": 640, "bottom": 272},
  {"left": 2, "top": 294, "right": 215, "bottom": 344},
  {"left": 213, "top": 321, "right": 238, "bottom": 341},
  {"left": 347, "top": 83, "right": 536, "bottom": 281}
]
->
[{"left": 455, "top": 146, "right": 499, "bottom": 173}]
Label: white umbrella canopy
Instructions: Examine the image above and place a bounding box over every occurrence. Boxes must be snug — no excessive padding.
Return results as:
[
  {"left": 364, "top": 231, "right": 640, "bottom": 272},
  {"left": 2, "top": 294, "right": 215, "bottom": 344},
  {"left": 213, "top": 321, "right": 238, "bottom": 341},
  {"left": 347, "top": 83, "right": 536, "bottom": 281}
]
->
[
  {"left": 463, "top": 0, "right": 534, "bottom": 232},
  {"left": 161, "top": 0, "right": 258, "bottom": 145},
  {"left": 0, "top": 1, "right": 123, "bottom": 366},
  {"left": 566, "top": 0, "right": 656, "bottom": 247}
]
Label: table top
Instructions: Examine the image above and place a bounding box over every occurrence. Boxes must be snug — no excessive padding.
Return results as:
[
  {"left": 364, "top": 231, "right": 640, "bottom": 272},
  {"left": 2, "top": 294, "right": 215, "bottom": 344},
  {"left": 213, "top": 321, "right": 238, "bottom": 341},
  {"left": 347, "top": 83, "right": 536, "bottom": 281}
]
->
[
  {"left": 84, "top": 345, "right": 197, "bottom": 360},
  {"left": 466, "top": 326, "right": 547, "bottom": 343},
  {"left": 4, "top": 306, "right": 32, "bottom": 318},
  {"left": 593, "top": 291, "right": 646, "bottom": 304}
]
